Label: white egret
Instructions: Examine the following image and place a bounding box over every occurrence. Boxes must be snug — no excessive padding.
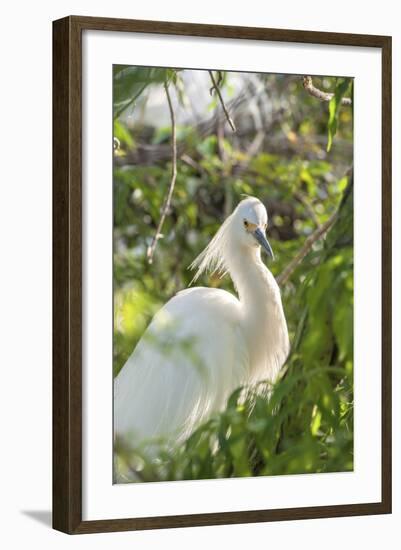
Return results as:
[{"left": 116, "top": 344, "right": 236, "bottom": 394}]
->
[{"left": 114, "top": 197, "right": 289, "bottom": 461}]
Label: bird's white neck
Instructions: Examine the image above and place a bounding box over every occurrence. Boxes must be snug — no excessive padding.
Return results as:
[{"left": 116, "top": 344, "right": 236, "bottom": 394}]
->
[
  {"left": 226, "top": 245, "right": 276, "bottom": 307},
  {"left": 226, "top": 245, "right": 289, "bottom": 383}
]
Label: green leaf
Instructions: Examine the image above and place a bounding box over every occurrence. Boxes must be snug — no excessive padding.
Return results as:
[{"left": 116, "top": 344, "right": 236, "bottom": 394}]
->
[
  {"left": 310, "top": 406, "right": 322, "bottom": 436},
  {"left": 114, "top": 119, "right": 134, "bottom": 148},
  {"left": 327, "top": 78, "right": 351, "bottom": 152},
  {"left": 113, "top": 66, "right": 172, "bottom": 119}
]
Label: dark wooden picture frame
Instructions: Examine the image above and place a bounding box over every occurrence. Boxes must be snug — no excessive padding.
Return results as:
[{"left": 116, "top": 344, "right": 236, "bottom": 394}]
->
[{"left": 53, "top": 15, "right": 392, "bottom": 534}]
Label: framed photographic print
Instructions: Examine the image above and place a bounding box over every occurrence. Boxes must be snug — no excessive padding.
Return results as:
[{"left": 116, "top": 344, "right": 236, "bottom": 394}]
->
[{"left": 52, "top": 16, "right": 392, "bottom": 534}]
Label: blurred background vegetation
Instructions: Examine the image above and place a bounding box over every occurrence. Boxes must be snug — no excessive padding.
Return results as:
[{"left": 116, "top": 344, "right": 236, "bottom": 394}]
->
[{"left": 113, "top": 67, "right": 353, "bottom": 481}]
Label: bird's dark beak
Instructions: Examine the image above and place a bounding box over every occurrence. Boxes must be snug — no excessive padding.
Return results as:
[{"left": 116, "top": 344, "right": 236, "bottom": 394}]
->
[{"left": 253, "top": 227, "right": 274, "bottom": 260}]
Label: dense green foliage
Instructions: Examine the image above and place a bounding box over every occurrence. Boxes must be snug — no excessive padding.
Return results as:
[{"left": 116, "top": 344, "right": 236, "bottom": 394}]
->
[{"left": 113, "top": 68, "right": 353, "bottom": 481}]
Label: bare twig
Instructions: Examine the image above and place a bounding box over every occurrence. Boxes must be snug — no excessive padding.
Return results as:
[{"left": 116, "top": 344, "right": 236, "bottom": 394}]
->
[
  {"left": 303, "top": 76, "right": 352, "bottom": 106},
  {"left": 208, "top": 70, "right": 237, "bottom": 132},
  {"left": 208, "top": 70, "right": 224, "bottom": 95},
  {"left": 276, "top": 211, "right": 338, "bottom": 286},
  {"left": 146, "top": 82, "right": 177, "bottom": 264},
  {"left": 216, "top": 118, "right": 233, "bottom": 218}
]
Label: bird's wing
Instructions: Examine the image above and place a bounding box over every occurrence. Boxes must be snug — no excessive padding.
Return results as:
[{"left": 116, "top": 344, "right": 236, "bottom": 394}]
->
[{"left": 114, "top": 287, "right": 248, "bottom": 451}]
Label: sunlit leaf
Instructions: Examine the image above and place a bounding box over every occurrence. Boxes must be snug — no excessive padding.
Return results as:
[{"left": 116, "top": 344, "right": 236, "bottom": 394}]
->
[{"left": 327, "top": 78, "right": 351, "bottom": 152}]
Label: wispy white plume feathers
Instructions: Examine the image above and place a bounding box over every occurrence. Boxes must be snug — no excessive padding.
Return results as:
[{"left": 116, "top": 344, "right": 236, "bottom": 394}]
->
[{"left": 189, "top": 212, "right": 234, "bottom": 283}]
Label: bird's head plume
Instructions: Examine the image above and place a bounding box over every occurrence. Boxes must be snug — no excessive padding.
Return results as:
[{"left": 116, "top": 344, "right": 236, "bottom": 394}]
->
[{"left": 189, "top": 197, "right": 272, "bottom": 284}]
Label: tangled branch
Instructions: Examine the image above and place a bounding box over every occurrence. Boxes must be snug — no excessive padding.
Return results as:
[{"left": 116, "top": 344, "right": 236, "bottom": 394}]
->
[
  {"left": 208, "top": 71, "right": 237, "bottom": 132},
  {"left": 146, "top": 82, "right": 177, "bottom": 264},
  {"left": 303, "top": 76, "right": 352, "bottom": 105}
]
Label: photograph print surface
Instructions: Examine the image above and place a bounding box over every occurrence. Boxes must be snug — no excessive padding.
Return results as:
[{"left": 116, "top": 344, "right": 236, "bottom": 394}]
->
[{"left": 112, "top": 66, "right": 354, "bottom": 484}]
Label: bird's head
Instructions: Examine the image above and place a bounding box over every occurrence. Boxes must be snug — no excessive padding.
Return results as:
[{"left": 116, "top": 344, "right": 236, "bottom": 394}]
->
[
  {"left": 232, "top": 197, "right": 274, "bottom": 259},
  {"left": 190, "top": 196, "right": 274, "bottom": 283}
]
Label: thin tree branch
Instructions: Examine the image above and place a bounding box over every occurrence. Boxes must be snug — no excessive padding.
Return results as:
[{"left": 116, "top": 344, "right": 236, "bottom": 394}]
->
[
  {"left": 303, "top": 76, "right": 352, "bottom": 106},
  {"left": 146, "top": 82, "right": 177, "bottom": 264},
  {"left": 216, "top": 117, "right": 233, "bottom": 218},
  {"left": 180, "top": 153, "right": 207, "bottom": 176},
  {"left": 245, "top": 130, "right": 265, "bottom": 159},
  {"left": 208, "top": 70, "right": 224, "bottom": 95},
  {"left": 294, "top": 190, "right": 321, "bottom": 229},
  {"left": 208, "top": 70, "right": 237, "bottom": 132},
  {"left": 114, "top": 82, "right": 149, "bottom": 119},
  {"left": 276, "top": 210, "right": 338, "bottom": 286}
]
